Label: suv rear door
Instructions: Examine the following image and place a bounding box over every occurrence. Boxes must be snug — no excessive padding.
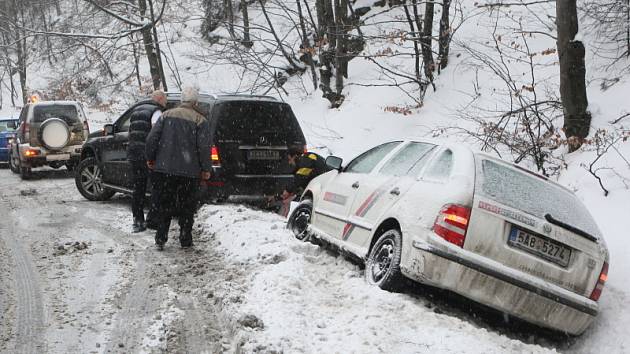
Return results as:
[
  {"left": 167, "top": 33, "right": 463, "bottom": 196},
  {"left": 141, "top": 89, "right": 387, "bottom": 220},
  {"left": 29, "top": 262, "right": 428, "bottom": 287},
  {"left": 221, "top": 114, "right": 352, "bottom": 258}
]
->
[
  {"left": 465, "top": 156, "right": 607, "bottom": 298},
  {"left": 30, "top": 103, "right": 83, "bottom": 147},
  {"left": 212, "top": 101, "right": 306, "bottom": 195}
]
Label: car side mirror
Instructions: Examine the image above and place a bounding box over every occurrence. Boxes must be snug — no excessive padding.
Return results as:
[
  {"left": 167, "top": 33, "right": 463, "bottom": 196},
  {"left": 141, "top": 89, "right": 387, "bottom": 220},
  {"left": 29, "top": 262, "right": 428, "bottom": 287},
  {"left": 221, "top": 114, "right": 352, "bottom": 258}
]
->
[
  {"left": 7, "top": 121, "right": 16, "bottom": 129},
  {"left": 326, "top": 156, "right": 343, "bottom": 172},
  {"left": 103, "top": 124, "right": 114, "bottom": 135}
]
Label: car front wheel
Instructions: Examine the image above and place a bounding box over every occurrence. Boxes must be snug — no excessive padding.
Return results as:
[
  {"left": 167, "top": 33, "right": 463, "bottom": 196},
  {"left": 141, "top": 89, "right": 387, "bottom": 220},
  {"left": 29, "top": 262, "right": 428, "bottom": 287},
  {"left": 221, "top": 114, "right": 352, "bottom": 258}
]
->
[
  {"left": 365, "top": 229, "right": 404, "bottom": 291},
  {"left": 75, "top": 157, "right": 115, "bottom": 201},
  {"left": 287, "top": 199, "right": 312, "bottom": 241}
]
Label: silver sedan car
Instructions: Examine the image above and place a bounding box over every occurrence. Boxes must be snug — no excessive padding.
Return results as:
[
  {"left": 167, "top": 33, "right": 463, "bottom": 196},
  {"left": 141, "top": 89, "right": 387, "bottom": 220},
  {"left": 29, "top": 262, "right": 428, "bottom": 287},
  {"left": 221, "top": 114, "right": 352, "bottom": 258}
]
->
[{"left": 288, "top": 139, "right": 609, "bottom": 335}]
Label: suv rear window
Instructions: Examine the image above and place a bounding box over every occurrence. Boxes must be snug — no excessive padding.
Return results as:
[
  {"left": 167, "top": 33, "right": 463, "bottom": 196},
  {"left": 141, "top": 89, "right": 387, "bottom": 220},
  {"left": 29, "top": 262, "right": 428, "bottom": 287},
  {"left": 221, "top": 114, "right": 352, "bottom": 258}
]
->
[
  {"left": 478, "top": 159, "right": 600, "bottom": 237},
  {"left": 33, "top": 105, "right": 79, "bottom": 125},
  {"left": 214, "top": 102, "right": 303, "bottom": 144}
]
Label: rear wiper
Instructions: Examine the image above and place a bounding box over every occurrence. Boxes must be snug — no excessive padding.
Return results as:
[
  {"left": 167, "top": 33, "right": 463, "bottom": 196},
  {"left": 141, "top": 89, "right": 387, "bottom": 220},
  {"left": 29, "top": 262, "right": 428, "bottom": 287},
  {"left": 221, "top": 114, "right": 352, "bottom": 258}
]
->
[{"left": 544, "top": 214, "right": 598, "bottom": 243}]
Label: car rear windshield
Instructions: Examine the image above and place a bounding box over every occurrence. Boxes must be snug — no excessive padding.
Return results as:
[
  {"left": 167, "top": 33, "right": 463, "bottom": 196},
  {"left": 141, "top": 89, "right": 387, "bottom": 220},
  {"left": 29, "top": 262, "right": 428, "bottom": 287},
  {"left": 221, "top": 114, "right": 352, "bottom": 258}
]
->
[
  {"left": 478, "top": 159, "right": 600, "bottom": 238},
  {"left": 0, "top": 120, "right": 17, "bottom": 132},
  {"left": 214, "top": 102, "right": 304, "bottom": 144},
  {"left": 33, "top": 105, "right": 80, "bottom": 124}
]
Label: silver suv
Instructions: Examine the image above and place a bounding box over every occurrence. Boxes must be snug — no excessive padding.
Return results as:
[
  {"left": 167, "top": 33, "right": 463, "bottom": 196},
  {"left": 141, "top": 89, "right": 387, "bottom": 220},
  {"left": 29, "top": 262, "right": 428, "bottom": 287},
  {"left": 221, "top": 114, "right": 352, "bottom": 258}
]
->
[{"left": 9, "top": 100, "right": 89, "bottom": 179}]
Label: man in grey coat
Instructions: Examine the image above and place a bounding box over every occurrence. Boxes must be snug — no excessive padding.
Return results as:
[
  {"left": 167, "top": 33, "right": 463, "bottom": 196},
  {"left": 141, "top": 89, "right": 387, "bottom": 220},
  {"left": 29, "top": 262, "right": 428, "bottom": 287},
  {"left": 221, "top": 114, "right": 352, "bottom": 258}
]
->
[{"left": 145, "top": 87, "right": 212, "bottom": 250}]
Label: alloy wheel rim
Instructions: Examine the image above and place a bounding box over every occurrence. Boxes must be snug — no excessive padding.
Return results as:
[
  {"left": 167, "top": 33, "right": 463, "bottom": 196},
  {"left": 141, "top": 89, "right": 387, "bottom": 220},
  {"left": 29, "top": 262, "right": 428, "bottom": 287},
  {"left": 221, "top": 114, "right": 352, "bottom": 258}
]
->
[
  {"left": 292, "top": 208, "right": 311, "bottom": 239},
  {"left": 371, "top": 239, "right": 394, "bottom": 282},
  {"left": 80, "top": 164, "right": 104, "bottom": 196}
]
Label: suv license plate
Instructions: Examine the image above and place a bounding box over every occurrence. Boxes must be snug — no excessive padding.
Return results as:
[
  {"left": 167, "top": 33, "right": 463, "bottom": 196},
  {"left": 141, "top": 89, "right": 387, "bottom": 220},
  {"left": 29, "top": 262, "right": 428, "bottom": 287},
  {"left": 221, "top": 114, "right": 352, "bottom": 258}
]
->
[
  {"left": 247, "top": 150, "right": 280, "bottom": 160},
  {"left": 46, "top": 153, "right": 70, "bottom": 161},
  {"left": 508, "top": 227, "right": 571, "bottom": 268}
]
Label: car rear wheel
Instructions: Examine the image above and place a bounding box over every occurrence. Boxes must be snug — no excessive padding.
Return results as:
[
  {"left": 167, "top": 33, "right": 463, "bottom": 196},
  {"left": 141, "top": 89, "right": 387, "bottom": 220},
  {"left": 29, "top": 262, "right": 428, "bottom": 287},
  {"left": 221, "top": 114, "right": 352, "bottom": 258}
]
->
[
  {"left": 75, "top": 157, "right": 115, "bottom": 201},
  {"left": 9, "top": 150, "right": 19, "bottom": 174},
  {"left": 365, "top": 229, "right": 404, "bottom": 291},
  {"left": 287, "top": 199, "right": 312, "bottom": 241}
]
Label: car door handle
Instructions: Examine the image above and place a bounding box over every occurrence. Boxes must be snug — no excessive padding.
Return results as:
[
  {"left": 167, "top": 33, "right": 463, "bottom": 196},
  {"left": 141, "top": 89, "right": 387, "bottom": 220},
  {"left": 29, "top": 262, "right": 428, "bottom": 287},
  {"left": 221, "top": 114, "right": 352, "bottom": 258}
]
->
[
  {"left": 351, "top": 181, "right": 360, "bottom": 189},
  {"left": 390, "top": 187, "right": 400, "bottom": 196}
]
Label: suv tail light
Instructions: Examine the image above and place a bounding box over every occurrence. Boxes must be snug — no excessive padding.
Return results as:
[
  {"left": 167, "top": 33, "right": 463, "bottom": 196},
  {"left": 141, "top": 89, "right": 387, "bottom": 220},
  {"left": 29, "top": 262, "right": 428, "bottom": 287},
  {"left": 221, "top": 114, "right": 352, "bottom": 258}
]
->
[
  {"left": 433, "top": 204, "right": 471, "bottom": 248},
  {"left": 590, "top": 261, "right": 608, "bottom": 301},
  {"left": 211, "top": 145, "right": 221, "bottom": 167}
]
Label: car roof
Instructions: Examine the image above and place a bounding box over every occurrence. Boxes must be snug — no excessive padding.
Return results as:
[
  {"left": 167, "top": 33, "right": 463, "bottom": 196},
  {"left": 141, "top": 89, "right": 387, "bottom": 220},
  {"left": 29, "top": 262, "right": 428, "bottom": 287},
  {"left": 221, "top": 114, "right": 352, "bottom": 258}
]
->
[
  {"left": 161, "top": 92, "right": 279, "bottom": 104},
  {"left": 30, "top": 100, "right": 81, "bottom": 105}
]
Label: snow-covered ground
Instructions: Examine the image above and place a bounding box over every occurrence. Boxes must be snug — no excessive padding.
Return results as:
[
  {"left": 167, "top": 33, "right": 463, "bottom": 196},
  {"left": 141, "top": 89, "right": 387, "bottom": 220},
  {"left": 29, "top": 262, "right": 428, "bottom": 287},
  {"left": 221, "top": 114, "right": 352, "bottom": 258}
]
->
[{"left": 1, "top": 0, "right": 629, "bottom": 352}]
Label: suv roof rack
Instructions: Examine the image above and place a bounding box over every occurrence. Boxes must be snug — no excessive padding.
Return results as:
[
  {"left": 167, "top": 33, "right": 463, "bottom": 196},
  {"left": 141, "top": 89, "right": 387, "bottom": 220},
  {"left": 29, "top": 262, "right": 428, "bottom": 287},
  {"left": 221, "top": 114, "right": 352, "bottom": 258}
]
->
[{"left": 217, "top": 94, "right": 277, "bottom": 101}]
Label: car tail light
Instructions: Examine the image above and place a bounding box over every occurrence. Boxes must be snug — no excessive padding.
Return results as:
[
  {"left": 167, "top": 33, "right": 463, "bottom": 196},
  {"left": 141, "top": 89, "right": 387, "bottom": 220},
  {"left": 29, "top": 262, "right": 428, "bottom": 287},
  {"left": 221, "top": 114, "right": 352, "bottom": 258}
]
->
[
  {"left": 211, "top": 145, "right": 221, "bottom": 167},
  {"left": 24, "top": 149, "right": 39, "bottom": 157},
  {"left": 590, "top": 261, "right": 608, "bottom": 301},
  {"left": 433, "top": 204, "right": 471, "bottom": 248}
]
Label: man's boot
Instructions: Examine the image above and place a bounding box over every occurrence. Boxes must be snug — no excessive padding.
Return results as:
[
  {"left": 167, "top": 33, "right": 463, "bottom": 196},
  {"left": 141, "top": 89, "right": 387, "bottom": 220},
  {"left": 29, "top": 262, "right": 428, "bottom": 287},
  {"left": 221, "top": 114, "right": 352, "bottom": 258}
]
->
[
  {"left": 180, "top": 230, "right": 193, "bottom": 248},
  {"left": 132, "top": 218, "right": 146, "bottom": 233}
]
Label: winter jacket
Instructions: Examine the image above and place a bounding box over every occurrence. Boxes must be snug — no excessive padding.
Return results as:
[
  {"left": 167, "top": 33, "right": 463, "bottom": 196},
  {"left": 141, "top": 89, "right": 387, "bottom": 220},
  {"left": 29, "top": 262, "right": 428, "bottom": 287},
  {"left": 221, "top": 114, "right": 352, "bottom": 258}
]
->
[
  {"left": 145, "top": 102, "right": 212, "bottom": 179},
  {"left": 127, "top": 102, "right": 162, "bottom": 161},
  {"left": 286, "top": 152, "right": 328, "bottom": 194}
]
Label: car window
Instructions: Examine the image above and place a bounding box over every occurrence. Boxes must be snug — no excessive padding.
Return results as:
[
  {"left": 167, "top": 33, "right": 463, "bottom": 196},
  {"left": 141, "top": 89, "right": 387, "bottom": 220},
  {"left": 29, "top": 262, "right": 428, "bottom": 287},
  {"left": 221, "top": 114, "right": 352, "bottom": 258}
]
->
[
  {"left": 214, "top": 101, "right": 303, "bottom": 145},
  {"left": 345, "top": 141, "right": 401, "bottom": 174},
  {"left": 0, "top": 120, "right": 18, "bottom": 132},
  {"left": 116, "top": 110, "right": 134, "bottom": 132},
  {"left": 423, "top": 149, "right": 453, "bottom": 181},
  {"left": 379, "top": 142, "right": 436, "bottom": 176},
  {"left": 479, "top": 159, "right": 600, "bottom": 237},
  {"left": 33, "top": 104, "right": 79, "bottom": 125}
]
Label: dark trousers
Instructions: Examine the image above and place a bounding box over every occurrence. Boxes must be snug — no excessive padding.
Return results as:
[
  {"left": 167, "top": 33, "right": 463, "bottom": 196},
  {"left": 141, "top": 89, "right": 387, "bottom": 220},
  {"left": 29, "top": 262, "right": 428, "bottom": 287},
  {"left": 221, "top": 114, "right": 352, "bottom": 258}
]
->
[
  {"left": 130, "top": 160, "right": 148, "bottom": 222},
  {"left": 153, "top": 172, "right": 198, "bottom": 245}
]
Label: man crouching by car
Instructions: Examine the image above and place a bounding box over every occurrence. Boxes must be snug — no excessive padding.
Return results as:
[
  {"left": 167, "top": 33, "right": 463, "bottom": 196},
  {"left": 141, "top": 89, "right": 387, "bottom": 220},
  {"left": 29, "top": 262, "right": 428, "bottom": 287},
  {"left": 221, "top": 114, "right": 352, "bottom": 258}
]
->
[{"left": 145, "top": 87, "right": 212, "bottom": 250}]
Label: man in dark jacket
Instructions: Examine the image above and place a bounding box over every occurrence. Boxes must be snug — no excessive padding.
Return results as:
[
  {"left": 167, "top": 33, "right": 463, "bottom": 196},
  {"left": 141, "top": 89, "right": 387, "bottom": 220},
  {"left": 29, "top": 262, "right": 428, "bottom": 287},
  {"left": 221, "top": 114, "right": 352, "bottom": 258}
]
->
[
  {"left": 270, "top": 148, "right": 328, "bottom": 216},
  {"left": 145, "top": 87, "right": 211, "bottom": 250},
  {"left": 127, "top": 90, "right": 167, "bottom": 233}
]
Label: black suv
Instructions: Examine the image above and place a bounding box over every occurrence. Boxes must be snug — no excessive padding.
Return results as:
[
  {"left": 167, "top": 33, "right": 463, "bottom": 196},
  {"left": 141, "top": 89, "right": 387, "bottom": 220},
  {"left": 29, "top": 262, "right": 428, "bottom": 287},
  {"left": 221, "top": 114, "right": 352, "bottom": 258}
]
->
[{"left": 74, "top": 93, "right": 307, "bottom": 204}]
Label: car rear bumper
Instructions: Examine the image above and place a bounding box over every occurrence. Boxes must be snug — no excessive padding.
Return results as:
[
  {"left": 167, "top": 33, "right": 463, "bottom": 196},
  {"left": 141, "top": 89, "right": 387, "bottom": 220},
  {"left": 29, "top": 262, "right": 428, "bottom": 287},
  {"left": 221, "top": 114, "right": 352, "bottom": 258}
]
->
[
  {"left": 0, "top": 148, "right": 8, "bottom": 162},
  {"left": 199, "top": 174, "right": 293, "bottom": 203},
  {"left": 403, "top": 237, "right": 598, "bottom": 335},
  {"left": 18, "top": 144, "right": 82, "bottom": 165}
]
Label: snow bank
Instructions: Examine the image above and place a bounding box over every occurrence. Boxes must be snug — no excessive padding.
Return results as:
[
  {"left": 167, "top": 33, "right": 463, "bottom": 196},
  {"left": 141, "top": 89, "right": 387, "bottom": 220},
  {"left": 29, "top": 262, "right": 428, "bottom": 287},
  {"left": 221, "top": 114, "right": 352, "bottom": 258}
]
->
[{"left": 198, "top": 205, "right": 556, "bottom": 353}]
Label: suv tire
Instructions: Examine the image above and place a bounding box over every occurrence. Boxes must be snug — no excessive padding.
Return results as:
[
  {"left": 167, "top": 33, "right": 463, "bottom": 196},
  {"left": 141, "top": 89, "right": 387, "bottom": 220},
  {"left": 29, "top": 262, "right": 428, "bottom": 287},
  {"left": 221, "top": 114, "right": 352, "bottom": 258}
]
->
[{"left": 75, "top": 157, "right": 115, "bottom": 201}]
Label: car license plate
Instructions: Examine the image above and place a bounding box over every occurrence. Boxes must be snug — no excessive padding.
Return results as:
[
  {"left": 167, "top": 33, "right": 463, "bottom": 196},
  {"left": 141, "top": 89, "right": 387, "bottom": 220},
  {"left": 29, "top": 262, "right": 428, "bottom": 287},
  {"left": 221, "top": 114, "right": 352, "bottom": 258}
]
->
[
  {"left": 46, "top": 153, "right": 70, "bottom": 161},
  {"left": 247, "top": 150, "right": 280, "bottom": 160},
  {"left": 508, "top": 227, "right": 571, "bottom": 268}
]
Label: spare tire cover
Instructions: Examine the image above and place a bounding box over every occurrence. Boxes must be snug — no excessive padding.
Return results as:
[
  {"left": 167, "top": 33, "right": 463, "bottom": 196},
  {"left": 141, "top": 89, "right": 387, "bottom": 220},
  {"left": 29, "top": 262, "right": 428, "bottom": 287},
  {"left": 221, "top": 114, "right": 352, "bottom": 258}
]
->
[{"left": 40, "top": 118, "right": 70, "bottom": 150}]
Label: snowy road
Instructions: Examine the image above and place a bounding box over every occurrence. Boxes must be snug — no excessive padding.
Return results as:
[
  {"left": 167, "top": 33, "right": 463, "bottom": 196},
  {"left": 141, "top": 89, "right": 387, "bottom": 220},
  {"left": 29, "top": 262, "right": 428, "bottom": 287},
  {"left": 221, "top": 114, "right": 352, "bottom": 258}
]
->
[
  {"left": 0, "top": 168, "right": 232, "bottom": 353},
  {"left": 1, "top": 167, "right": 628, "bottom": 353}
]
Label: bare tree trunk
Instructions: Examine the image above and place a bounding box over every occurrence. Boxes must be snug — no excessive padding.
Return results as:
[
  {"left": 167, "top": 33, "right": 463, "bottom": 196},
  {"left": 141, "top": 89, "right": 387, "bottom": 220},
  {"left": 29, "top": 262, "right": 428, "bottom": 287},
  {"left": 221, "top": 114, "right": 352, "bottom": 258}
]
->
[
  {"left": 403, "top": 4, "right": 421, "bottom": 83},
  {"left": 296, "top": 0, "right": 318, "bottom": 89},
  {"left": 556, "top": 0, "right": 591, "bottom": 152},
  {"left": 438, "top": 0, "right": 452, "bottom": 72},
  {"left": 148, "top": 0, "right": 168, "bottom": 91},
  {"left": 225, "top": 0, "right": 235, "bottom": 39},
  {"left": 13, "top": 0, "right": 28, "bottom": 104},
  {"left": 420, "top": 0, "right": 435, "bottom": 83},
  {"left": 241, "top": 1, "right": 253, "bottom": 47},
  {"left": 139, "top": 0, "right": 162, "bottom": 90}
]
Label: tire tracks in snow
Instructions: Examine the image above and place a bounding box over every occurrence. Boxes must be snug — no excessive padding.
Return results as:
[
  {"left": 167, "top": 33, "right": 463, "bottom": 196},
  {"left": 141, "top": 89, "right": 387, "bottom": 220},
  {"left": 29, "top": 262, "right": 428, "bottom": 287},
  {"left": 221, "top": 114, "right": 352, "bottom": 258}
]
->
[{"left": 0, "top": 196, "right": 46, "bottom": 354}]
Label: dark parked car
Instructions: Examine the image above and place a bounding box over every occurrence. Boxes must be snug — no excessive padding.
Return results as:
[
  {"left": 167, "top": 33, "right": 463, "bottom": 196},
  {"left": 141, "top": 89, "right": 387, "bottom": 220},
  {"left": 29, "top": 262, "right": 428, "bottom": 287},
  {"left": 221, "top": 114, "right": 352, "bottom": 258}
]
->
[
  {"left": 0, "top": 118, "right": 19, "bottom": 163},
  {"left": 75, "top": 93, "right": 307, "bottom": 204}
]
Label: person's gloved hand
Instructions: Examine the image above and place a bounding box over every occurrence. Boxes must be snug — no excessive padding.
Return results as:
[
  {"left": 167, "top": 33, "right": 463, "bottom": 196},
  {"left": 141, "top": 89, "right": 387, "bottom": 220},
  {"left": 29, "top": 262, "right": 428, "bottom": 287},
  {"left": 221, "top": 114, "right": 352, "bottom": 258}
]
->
[{"left": 201, "top": 171, "right": 211, "bottom": 180}]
